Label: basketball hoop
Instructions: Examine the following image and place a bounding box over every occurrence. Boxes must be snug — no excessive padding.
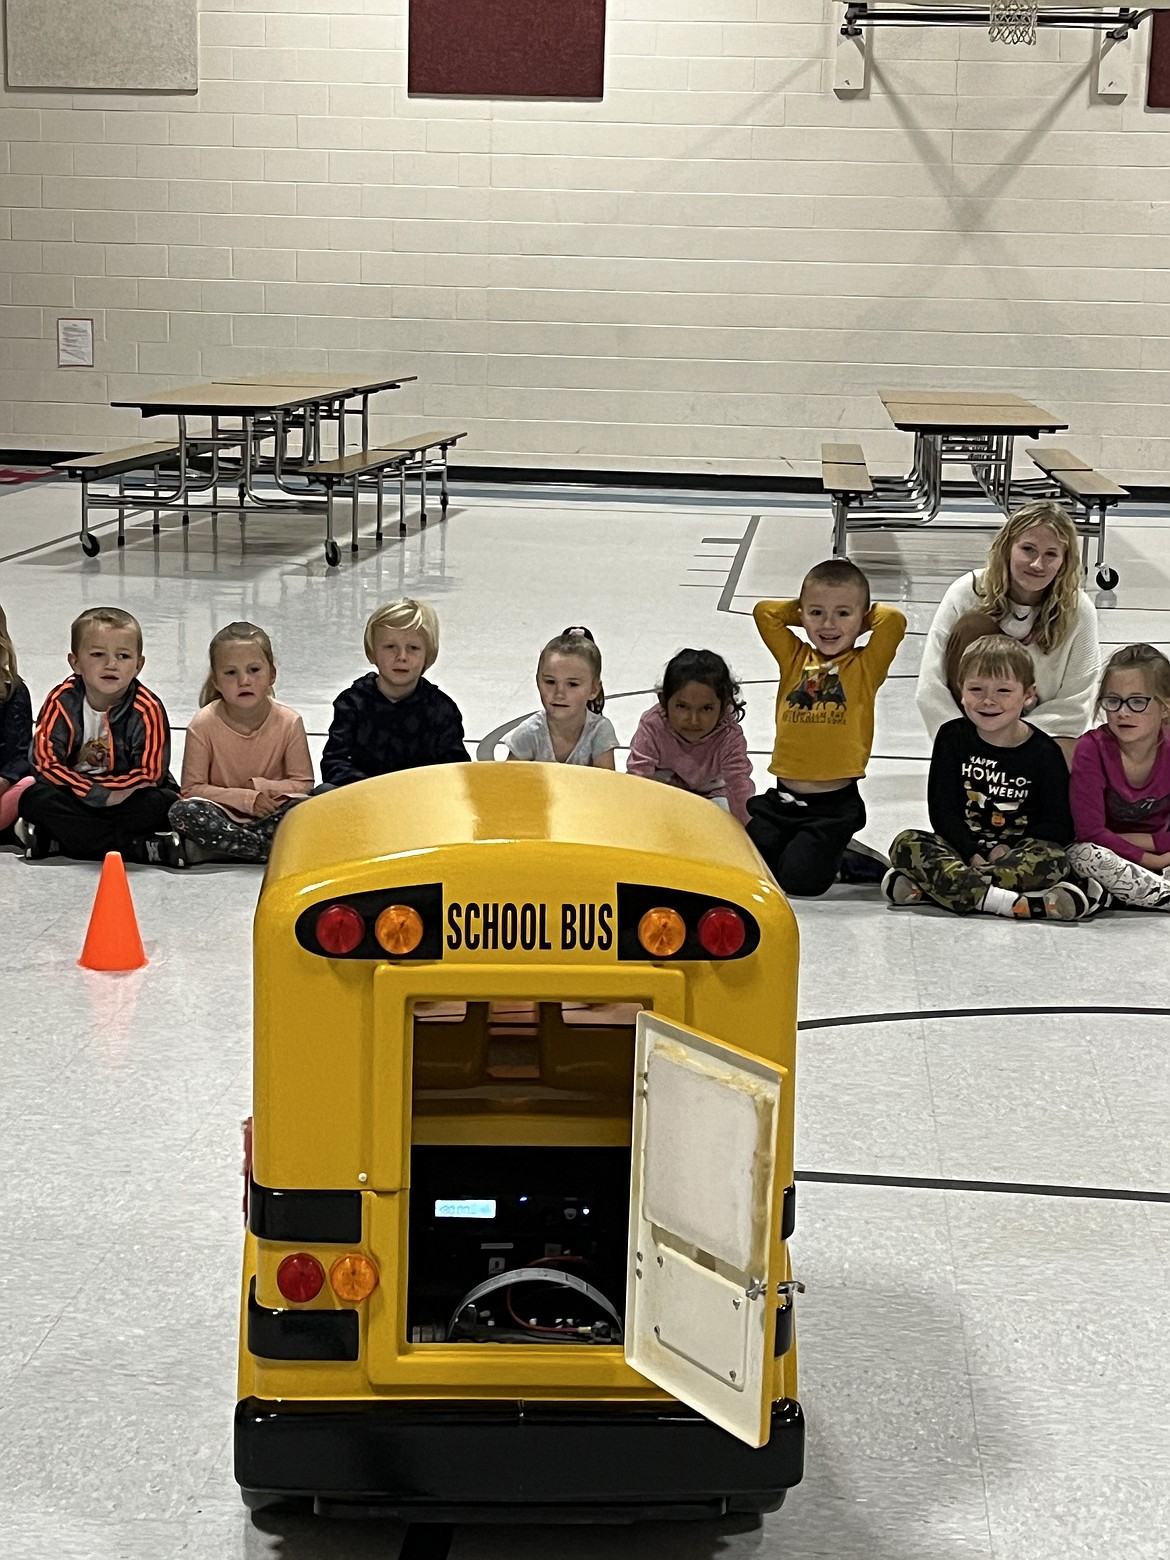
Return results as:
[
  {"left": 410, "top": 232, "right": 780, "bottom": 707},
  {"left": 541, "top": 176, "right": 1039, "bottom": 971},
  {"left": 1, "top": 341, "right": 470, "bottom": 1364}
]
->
[{"left": 988, "top": 0, "right": 1039, "bottom": 44}]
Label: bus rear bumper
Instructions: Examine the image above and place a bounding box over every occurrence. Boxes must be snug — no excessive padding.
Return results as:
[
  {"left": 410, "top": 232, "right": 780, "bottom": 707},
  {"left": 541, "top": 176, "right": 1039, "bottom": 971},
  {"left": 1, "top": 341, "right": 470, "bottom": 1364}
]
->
[{"left": 235, "top": 1396, "right": 804, "bottom": 1521}]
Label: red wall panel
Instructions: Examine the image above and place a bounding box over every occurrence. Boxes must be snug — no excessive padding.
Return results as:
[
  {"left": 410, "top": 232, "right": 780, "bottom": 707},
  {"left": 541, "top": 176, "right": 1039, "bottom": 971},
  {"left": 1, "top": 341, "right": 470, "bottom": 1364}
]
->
[
  {"left": 1148, "top": 10, "right": 1170, "bottom": 108},
  {"left": 408, "top": 0, "right": 606, "bottom": 98}
]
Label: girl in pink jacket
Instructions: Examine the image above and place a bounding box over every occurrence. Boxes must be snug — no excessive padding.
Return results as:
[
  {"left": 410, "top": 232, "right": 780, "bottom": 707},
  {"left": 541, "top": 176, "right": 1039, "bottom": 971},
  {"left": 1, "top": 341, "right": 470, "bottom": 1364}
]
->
[{"left": 626, "top": 649, "right": 754, "bottom": 824}]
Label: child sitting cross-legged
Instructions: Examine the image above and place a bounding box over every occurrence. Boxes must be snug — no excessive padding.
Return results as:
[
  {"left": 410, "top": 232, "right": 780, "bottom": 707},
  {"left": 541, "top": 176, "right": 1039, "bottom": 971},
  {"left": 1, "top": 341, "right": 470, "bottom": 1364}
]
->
[
  {"left": 626, "top": 648, "right": 753, "bottom": 822},
  {"left": 17, "top": 606, "right": 182, "bottom": 866},
  {"left": 504, "top": 626, "right": 618, "bottom": 767},
  {"left": 885, "top": 636, "right": 1100, "bottom": 921},
  {"left": 169, "top": 622, "right": 313, "bottom": 864},
  {"left": 0, "top": 602, "right": 34, "bottom": 841},
  {"left": 320, "top": 598, "right": 467, "bottom": 787},
  {"left": 1066, "top": 644, "right": 1170, "bottom": 911}
]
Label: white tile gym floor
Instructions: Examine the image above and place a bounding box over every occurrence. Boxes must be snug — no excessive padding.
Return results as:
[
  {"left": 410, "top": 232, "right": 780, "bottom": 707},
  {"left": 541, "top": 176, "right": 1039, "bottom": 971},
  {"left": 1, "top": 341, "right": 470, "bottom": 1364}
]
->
[{"left": 1, "top": 476, "right": 1168, "bottom": 1560}]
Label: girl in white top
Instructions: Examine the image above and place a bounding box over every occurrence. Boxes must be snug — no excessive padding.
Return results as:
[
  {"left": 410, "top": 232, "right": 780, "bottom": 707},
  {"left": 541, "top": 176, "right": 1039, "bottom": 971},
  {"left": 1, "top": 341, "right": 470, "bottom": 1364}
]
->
[
  {"left": 504, "top": 626, "right": 618, "bottom": 767},
  {"left": 916, "top": 501, "right": 1099, "bottom": 763}
]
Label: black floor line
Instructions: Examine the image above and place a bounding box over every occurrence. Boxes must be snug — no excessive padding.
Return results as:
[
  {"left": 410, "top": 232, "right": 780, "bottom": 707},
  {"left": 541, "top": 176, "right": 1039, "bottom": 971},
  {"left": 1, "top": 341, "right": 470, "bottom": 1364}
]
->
[
  {"left": 799, "top": 1003, "right": 1170, "bottom": 1031},
  {"left": 399, "top": 1525, "right": 455, "bottom": 1560},
  {"left": 717, "top": 515, "right": 759, "bottom": 614},
  {"left": 797, "top": 1169, "right": 1170, "bottom": 1205}
]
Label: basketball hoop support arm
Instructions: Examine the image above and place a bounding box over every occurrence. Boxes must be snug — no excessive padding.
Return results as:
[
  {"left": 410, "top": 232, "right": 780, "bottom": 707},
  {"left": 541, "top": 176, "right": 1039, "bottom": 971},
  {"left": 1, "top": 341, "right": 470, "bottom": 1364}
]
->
[
  {"left": 840, "top": 5, "right": 1149, "bottom": 35},
  {"left": 834, "top": 6, "right": 1151, "bottom": 98}
]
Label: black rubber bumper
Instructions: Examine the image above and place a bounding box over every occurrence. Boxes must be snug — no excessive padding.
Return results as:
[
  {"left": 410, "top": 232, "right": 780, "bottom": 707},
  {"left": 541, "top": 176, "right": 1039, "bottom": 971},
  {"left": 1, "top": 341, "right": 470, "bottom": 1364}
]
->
[{"left": 235, "top": 1396, "right": 804, "bottom": 1519}]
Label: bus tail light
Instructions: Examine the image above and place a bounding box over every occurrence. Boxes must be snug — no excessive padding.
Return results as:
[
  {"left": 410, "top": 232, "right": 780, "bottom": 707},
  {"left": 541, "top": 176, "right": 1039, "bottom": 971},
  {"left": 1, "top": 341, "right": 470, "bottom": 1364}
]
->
[
  {"left": 314, "top": 903, "right": 365, "bottom": 956},
  {"left": 277, "top": 1252, "right": 325, "bottom": 1303},
  {"left": 637, "top": 907, "right": 687, "bottom": 958},
  {"left": 697, "top": 905, "right": 746, "bottom": 958},
  {"left": 374, "top": 904, "right": 424, "bottom": 956},
  {"left": 330, "top": 1253, "right": 379, "bottom": 1303}
]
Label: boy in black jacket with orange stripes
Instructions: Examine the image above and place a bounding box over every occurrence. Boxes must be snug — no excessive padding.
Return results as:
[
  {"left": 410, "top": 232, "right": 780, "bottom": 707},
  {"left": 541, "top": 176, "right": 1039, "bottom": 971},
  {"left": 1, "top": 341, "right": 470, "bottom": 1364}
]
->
[{"left": 17, "top": 606, "right": 182, "bottom": 865}]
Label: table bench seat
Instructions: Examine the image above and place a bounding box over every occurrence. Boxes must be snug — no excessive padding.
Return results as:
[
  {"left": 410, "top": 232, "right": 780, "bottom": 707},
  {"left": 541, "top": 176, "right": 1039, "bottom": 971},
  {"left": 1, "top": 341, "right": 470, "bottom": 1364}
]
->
[
  {"left": 1024, "top": 446, "right": 1127, "bottom": 588},
  {"left": 54, "top": 441, "right": 183, "bottom": 555}
]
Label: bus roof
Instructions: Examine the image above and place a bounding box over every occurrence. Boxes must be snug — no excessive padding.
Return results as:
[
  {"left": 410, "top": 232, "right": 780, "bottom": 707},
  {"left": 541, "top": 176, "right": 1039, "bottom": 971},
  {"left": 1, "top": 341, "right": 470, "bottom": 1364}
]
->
[{"left": 268, "top": 763, "right": 768, "bottom": 885}]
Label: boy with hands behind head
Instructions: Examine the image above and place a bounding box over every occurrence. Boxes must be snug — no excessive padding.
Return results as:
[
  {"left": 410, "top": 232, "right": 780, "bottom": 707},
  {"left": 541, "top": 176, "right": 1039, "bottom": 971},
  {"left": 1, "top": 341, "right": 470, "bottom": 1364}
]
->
[{"left": 748, "top": 559, "right": 907, "bottom": 896}]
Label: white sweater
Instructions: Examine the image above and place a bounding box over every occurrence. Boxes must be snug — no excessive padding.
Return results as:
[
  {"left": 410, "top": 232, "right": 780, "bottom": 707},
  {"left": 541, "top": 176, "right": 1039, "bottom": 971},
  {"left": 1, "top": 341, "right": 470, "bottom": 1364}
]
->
[{"left": 915, "top": 572, "right": 1100, "bottom": 740}]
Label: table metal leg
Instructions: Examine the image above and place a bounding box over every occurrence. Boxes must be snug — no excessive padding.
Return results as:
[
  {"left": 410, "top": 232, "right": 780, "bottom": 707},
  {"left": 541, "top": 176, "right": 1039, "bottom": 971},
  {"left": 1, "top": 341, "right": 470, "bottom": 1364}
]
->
[
  {"left": 376, "top": 470, "right": 384, "bottom": 544},
  {"left": 399, "top": 463, "right": 407, "bottom": 535},
  {"left": 350, "top": 475, "right": 360, "bottom": 554},
  {"left": 420, "top": 460, "right": 428, "bottom": 526}
]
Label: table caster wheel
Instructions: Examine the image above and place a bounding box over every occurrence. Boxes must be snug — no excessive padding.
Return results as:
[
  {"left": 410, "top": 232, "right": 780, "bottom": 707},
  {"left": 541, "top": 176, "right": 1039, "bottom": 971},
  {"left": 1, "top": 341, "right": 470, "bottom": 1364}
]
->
[
  {"left": 1096, "top": 566, "right": 1119, "bottom": 590},
  {"left": 81, "top": 533, "right": 100, "bottom": 557},
  {"left": 324, "top": 540, "right": 341, "bottom": 568}
]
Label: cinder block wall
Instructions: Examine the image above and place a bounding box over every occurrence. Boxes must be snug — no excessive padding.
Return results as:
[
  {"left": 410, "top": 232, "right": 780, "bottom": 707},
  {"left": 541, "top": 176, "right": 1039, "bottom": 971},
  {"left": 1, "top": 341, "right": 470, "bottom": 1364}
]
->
[{"left": 1, "top": 0, "right": 1168, "bottom": 479}]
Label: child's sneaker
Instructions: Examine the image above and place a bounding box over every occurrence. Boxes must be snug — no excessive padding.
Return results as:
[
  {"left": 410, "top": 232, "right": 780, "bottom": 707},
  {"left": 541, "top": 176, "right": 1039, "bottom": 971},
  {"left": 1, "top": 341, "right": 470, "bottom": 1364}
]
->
[
  {"left": 881, "top": 868, "right": 922, "bottom": 907},
  {"left": 1079, "top": 878, "right": 1113, "bottom": 917},
  {"left": 141, "top": 831, "right": 187, "bottom": 869},
  {"left": 839, "top": 842, "right": 889, "bottom": 885},
  {"left": 1015, "top": 881, "right": 1090, "bottom": 921},
  {"left": 14, "top": 817, "right": 51, "bottom": 860}
]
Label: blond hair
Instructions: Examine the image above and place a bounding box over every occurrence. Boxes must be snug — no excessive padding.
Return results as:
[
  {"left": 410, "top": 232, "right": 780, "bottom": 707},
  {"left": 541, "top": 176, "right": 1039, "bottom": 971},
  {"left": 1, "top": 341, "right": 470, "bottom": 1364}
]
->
[
  {"left": 200, "top": 621, "right": 277, "bottom": 707},
  {"left": 957, "top": 634, "right": 1037, "bottom": 690},
  {"left": 364, "top": 598, "right": 439, "bottom": 668},
  {"left": 71, "top": 606, "right": 142, "bottom": 656},
  {"left": 0, "top": 603, "right": 17, "bottom": 701},
  {"left": 977, "top": 501, "right": 1082, "bottom": 655},
  {"left": 1097, "top": 643, "right": 1170, "bottom": 714},
  {"left": 539, "top": 626, "right": 605, "bottom": 714}
]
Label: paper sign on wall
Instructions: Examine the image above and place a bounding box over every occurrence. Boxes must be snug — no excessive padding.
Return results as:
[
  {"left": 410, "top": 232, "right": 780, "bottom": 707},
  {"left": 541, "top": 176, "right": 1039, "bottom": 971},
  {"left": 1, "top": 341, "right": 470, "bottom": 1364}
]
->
[{"left": 57, "top": 318, "right": 95, "bottom": 369}]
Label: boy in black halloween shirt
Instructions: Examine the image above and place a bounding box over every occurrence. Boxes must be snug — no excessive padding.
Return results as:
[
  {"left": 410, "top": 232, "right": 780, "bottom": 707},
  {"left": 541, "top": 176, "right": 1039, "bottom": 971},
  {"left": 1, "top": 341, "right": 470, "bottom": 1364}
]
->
[{"left": 885, "top": 636, "right": 1099, "bottom": 920}]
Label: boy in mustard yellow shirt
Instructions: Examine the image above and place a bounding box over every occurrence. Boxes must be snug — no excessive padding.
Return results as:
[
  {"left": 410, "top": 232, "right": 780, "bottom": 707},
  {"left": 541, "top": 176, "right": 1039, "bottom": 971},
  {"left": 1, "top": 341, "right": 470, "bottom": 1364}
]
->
[{"left": 748, "top": 559, "right": 907, "bottom": 896}]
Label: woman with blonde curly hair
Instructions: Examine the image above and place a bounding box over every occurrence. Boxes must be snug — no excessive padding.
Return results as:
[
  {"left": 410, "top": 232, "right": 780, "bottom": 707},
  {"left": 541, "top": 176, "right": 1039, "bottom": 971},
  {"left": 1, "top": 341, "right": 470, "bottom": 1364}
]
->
[{"left": 916, "top": 501, "right": 1099, "bottom": 763}]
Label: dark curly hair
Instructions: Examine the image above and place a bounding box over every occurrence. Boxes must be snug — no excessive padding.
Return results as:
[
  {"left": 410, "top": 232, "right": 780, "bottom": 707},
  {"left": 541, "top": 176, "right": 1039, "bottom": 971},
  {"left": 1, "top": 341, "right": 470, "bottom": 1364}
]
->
[{"left": 658, "top": 648, "right": 744, "bottom": 723}]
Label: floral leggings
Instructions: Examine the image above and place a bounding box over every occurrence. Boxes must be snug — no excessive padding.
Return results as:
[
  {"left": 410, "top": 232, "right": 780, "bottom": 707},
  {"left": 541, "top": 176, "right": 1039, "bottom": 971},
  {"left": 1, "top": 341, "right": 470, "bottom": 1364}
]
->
[{"left": 169, "top": 797, "right": 301, "bottom": 864}]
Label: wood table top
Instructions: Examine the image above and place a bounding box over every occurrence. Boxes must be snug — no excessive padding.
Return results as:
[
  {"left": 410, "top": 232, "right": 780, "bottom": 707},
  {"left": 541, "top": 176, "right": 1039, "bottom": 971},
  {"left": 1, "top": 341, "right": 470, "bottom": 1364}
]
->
[
  {"left": 879, "top": 388, "right": 1037, "bottom": 409},
  {"left": 217, "top": 373, "right": 418, "bottom": 395},
  {"left": 112, "top": 382, "right": 335, "bottom": 416},
  {"left": 879, "top": 391, "right": 1065, "bottom": 433}
]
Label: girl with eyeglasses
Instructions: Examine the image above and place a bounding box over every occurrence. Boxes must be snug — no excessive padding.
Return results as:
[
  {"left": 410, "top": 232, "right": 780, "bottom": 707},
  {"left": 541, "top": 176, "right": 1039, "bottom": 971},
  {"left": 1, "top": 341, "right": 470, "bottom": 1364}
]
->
[{"left": 1067, "top": 644, "right": 1170, "bottom": 910}]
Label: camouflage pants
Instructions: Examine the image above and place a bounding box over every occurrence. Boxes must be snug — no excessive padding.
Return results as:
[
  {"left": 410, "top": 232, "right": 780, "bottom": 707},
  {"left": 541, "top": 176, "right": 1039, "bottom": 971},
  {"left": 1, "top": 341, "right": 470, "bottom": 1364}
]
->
[{"left": 888, "top": 830, "right": 1069, "bottom": 915}]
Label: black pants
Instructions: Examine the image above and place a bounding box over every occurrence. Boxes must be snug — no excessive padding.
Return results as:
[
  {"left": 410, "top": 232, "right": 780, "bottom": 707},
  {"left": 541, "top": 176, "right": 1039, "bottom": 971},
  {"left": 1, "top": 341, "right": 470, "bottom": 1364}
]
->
[
  {"left": 746, "top": 782, "right": 866, "bottom": 898},
  {"left": 19, "top": 780, "right": 178, "bottom": 862}
]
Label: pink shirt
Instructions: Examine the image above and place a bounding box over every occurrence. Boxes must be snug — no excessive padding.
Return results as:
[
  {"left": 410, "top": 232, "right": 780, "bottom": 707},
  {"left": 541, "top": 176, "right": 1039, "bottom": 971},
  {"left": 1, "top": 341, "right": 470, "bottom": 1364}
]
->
[
  {"left": 626, "top": 703, "right": 754, "bottom": 824},
  {"left": 1070, "top": 724, "right": 1170, "bottom": 863},
  {"left": 180, "top": 699, "right": 314, "bottom": 820}
]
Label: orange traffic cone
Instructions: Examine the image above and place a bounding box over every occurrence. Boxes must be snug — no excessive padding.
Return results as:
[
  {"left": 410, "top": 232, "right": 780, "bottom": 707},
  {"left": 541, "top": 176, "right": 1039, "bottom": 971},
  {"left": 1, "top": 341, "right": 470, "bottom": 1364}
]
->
[{"left": 78, "top": 852, "right": 148, "bottom": 972}]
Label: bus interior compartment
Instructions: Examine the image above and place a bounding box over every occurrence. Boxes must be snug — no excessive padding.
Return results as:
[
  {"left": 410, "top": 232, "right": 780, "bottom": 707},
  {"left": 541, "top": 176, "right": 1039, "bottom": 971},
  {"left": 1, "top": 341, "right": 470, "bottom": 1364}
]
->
[
  {"left": 411, "top": 999, "right": 639, "bottom": 1101},
  {"left": 407, "top": 1145, "right": 631, "bottom": 1345}
]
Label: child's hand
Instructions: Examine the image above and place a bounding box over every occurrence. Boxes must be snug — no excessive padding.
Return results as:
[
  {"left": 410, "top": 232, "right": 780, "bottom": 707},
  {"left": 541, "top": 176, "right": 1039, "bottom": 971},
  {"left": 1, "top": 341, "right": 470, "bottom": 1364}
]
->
[
  {"left": 987, "top": 845, "right": 1009, "bottom": 863},
  {"left": 252, "top": 792, "right": 283, "bottom": 818},
  {"left": 969, "top": 853, "right": 988, "bottom": 868}
]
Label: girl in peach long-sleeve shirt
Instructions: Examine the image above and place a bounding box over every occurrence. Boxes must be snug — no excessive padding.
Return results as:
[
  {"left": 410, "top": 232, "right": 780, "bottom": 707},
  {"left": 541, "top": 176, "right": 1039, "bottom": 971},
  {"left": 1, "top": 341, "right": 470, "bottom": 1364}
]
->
[{"left": 169, "top": 622, "right": 313, "bottom": 863}]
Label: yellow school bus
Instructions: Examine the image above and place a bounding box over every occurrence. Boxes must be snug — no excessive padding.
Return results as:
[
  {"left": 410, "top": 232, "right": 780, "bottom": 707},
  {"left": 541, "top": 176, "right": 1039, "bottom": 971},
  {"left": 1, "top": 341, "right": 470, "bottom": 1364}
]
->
[{"left": 235, "top": 762, "right": 804, "bottom": 1521}]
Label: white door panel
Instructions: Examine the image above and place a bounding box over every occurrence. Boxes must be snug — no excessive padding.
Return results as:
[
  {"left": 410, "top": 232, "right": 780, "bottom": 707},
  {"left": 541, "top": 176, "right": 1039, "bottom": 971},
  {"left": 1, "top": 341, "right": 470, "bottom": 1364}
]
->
[{"left": 626, "top": 1013, "right": 785, "bottom": 1448}]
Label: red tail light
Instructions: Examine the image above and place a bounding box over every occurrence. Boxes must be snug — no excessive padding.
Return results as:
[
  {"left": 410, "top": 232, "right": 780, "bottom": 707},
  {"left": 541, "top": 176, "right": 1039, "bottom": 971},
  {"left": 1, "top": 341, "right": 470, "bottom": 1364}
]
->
[
  {"left": 697, "top": 906, "right": 746, "bottom": 957},
  {"left": 277, "top": 1252, "right": 325, "bottom": 1303},
  {"left": 315, "top": 903, "right": 365, "bottom": 956}
]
